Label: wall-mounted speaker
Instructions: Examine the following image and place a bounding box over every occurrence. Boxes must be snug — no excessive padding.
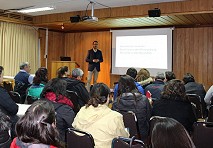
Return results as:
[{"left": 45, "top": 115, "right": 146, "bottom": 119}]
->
[
  {"left": 70, "top": 15, "right": 81, "bottom": 23},
  {"left": 148, "top": 8, "right": 161, "bottom": 17}
]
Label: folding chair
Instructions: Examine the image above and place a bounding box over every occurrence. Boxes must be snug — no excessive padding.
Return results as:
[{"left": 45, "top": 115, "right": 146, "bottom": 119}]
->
[
  {"left": 120, "top": 111, "right": 140, "bottom": 139},
  {"left": 66, "top": 128, "right": 95, "bottom": 148},
  {"left": 112, "top": 136, "right": 146, "bottom": 148},
  {"left": 26, "top": 95, "right": 39, "bottom": 104},
  {"left": 192, "top": 122, "right": 213, "bottom": 148},
  {"left": 9, "top": 91, "right": 21, "bottom": 103},
  {"left": 186, "top": 94, "right": 204, "bottom": 119},
  {"left": 66, "top": 90, "right": 82, "bottom": 114},
  {"left": 207, "top": 105, "right": 213, "bottom": 122},
  {"left": 3, "top": 81, "right": 13, "bottom": 92}
]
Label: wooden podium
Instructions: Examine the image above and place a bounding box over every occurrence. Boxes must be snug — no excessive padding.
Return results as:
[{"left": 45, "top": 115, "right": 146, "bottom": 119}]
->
[{"left": 51, "top": 61, "right": 79, "bottom": 79}]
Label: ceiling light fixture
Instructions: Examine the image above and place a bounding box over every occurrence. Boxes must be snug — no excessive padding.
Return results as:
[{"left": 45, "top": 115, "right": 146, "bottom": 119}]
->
[{"left": 18, "top": 6, "right": 54, "bottom": 13}]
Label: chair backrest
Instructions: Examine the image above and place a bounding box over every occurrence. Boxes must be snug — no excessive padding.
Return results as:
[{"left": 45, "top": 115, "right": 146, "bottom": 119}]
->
[
  {"left": 186, "top": 94, "right": 204, "bottom": 118},
  {"left": 9, "top": 91, "right": 21, "bottom": 103},
  {"left": 66, "top": 128, "right": 95, "bottom": 148},
  {"left": 112, "top": 136, "right": 146, "bottom": 148},
  {"left": 66, "top": 90, "right": 81, "bottom": 114},
  {"left": 3, "top": 81, "right": 13, "bottom": 92},
  {"left": 120, "top": 111, "right": 139, "bottom": 139},
  {"left": 207, "top": 105, "right": 213, "bottom": 122},
  {"left": 26, "top": 95, "right": 39, "bottom": 104},
  {"left": 192, "top": 122, "right": 213, "bottom": 148}
]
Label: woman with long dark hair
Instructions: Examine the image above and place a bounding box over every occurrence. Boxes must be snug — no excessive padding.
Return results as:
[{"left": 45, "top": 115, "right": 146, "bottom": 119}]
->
[
  {"left": 40, "top": 78, "right": 75, "bottom": 142},
  {"left": 27, "top": 67, "right": 48, "bottom": 98},
  {"left": 113, "top": 75, "right": 151, "bottom": 141},
  {"left": 11, "top": 100, "right": 63, "bottom": 148},
  {"left": 151, "top": 116, "right": 195, "bottom": 148}
]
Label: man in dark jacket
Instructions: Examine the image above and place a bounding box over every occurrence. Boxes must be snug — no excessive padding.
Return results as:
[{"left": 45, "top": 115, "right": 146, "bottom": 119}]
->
[
  {"left": 145, "top": 72, "right": 165, "bottom": 101},
  {"left": 66, "top": 68, "right": 89, "bottom": 112},
  {"left": 0, "top": 66, "right": 19, "bottom": 139},
  {"left": 183, "top": 73, "right": 207, "bottom": 116},
  {"left": 14, "top": 62, "right": 33, "bottom": 103},
  {"left": 85, "top": 41, "right": 103, "bottom": 92}
]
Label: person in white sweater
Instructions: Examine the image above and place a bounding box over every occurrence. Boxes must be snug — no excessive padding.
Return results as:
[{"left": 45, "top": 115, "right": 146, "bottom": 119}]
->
[{"left": 72, "top": 83, "right": 129, "bottom": 148}]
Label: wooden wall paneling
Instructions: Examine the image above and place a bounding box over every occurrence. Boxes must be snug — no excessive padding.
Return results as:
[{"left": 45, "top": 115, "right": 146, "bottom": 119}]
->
[
  {"left": 207, "top": 28, "right": 213, "bottom": 89},
  {"left": 39, "top": 29, "right": 65, "bottom": 79},
  {"left": 173, "top": 27, "right": 213, "bottom": 90},
  {"left": 47, "top": 31, "right": 65, "bottom": 79},
  {"left": 203, "top": 28, "right": 208, "bottom": 87},
  {"left": 64, "top": 31, "right": 112, "bottom": 87},
  {"left": 39, "top": 29, "right": 46, "bottom": 68}
]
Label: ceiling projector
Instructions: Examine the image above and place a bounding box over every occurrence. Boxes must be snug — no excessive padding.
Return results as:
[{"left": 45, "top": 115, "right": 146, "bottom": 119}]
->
[{"left": 82, "top": 16, "right": 98, "bottom": 22}]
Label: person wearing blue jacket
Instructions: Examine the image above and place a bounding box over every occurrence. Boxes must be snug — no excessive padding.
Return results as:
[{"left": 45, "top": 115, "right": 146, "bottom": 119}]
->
[{"left": 114, "top": 67, "right": 144, "bottom": 100}]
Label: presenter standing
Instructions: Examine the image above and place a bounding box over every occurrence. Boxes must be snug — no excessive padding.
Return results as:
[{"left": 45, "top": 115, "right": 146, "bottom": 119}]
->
[{"left": 86, "top": 41, "right": 103, "bottom": 92}]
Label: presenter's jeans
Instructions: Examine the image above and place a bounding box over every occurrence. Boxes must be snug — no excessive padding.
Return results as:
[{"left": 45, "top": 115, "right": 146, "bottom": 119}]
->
[{"left": 86, "top": 68, "right": 99, "bottom": 92}]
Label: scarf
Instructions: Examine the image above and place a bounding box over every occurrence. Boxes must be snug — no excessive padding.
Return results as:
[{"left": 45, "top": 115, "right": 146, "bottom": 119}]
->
[{"left": 45, "top": 92, "right": 74, "bottom": 109}]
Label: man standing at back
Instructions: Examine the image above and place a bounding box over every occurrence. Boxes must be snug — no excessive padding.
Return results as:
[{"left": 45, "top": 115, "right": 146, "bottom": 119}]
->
[
  {"left": 14, "top": 62, "right": 33, "bottom": 103},
  {"left": 86, "top": 41, "right": 103, "bottom": 92}
]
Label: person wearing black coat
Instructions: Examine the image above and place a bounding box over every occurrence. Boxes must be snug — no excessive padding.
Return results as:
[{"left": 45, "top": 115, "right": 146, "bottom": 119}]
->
[
  {"left": 85, "top": 41, "right": 103, "bottom": 91},
  {"left": 40, "top": 78, "right": 75, "bottom": 142},
  {"left": 152, "top": 79, "right": 197, "bottom": 133},
  {"left": 112, "top": 75, "right": 151, "bottom": 141},
  {"left": 66, "top": 68, "right": 89, "bottom": 106},
  {"left": 0, "top": 66, "right": 19, "bottom": 139}
]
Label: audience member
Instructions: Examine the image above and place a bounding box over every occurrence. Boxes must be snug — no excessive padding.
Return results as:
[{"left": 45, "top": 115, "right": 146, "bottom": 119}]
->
[
  {"left": 0, "top": 66, "right": 19, "bottom": 139},
  {"left": 66, "top": 68, "right": 89, "bottom": 109},
  {"left": 136, "top": 68, "right": 153, "bottom": 89},
  {"left": 40, "top": 78, "right": 75, "bottom": 142},
  {"left": 10, "top": 100, "right": 62, "bottom": 148},
  {"left": 14, "top": 62, "right": 33, "bottom": 103},
  {"left": 0, "top": 110, "right": 12, "bottom": 148},
  {"left": 27, "top": 67, "right": 48, "bottom": 99},
  {"left": 164, "top": 71, "right": 176, "bottom": 83},
  {"left": 152, "top": 79, "right": 197, "bottom": 133},
  {"left": 73, "top": 83, "right": 129, "bottom": 148},
  {"left": 113, "top": 75, "right": 151, "bottom": 141},
  {"left": 145, "top": 72, "right": 165, "bottom": 101},
  {"left": 204, "top": 85, "right": 213, "bottom": 108},
  {"left": 183, "top": 73, "right": 206, "bottom": 100},
  {"left": 57, "top": 66, "right": 69, "bottom": 78},
  {"left": 151, "top": 116, "right": 195, "bottom": 148},
  {"left": 183, "top": 73, "right": 207, "bottom": 116},
  {"left": 114, "top": 67, "right": 144, "bottom": 100}
]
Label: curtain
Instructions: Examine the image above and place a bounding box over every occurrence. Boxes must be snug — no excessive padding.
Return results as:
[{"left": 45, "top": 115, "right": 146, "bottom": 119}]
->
[{"left": 0, "top": 21, "right": 39, "bottom": 77}]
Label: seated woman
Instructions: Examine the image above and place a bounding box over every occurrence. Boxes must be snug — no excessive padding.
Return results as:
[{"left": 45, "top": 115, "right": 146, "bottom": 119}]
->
[
  {"left": 57, "top": 66, "right": 70, "bottom": 78},
  {"left": 151, "top": 116, "right": 195, "bottom": 148},
  {"left": 135, "top": 68, "right": 153, "bottom": 89},
  {"left": 40, "top": 78, "right": 75, "bottom": 142},
  {"left": 112, "top": 75, "right": 151, "bottom": 141},
  {"left": 0, "top": 110, "right": 12, "bottom": 148},
  {"left": 10, "top": 100, "right": 62, "bottom": 148},
  {"left": 72, "top": 83, "right": 129, "bottom": 148},
  {"left": 0, "top": 66, "right": 19, "bottom": 139},
  {"left": 152, "top": 79, "right": 197, "bottom": 133},
  {"left": 27, "top": 67, "right": 48, "bottom": 99}
]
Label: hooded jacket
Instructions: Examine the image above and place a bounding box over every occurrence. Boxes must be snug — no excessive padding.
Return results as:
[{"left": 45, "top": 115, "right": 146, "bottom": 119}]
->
[
  {"left": 112, "top": 93, "right": 151, "bottom": 140},
  {"left": 72, "top": 105, "right": 129, "bottom": 148},
  {"left": 65, "top": 78, "right": 89, "bottom": 105}
]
